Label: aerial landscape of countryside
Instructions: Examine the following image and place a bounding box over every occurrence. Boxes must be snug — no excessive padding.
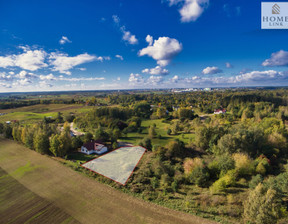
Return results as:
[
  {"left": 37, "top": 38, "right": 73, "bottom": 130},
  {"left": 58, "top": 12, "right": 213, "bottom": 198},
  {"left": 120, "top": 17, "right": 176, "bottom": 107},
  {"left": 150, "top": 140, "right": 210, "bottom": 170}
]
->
[{"left": 1, "top": 0, "right": 288, "bottom": 223}]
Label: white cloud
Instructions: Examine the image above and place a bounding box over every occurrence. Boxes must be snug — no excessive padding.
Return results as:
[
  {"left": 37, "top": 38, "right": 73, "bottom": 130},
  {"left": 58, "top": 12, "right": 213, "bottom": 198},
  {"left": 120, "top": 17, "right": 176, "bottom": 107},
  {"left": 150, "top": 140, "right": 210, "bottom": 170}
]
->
[
  {"left": 262, "top": 50, "right": 288, "bottom": 67},
  {"left": 142, "top": 66, "right": 169, "bottom": 75},
  {"left": 168, "top": 0, "right": 209, "bottom": 22},
  {"left": 146, "top": 35, "right": 153, "bottom": 46},
  {"left": 0, "top": 72, "right": 13, "bottom": 81},
  {"left": 0, "top": 47, "right": 48, "bottom": 71},
  {"left": 117, "top": 77, "right": 121, "bottom": 81},
  {"left": 39, "top": 73, "right": 56, "bottom": 81},
  {"left": 49, "top": 52, "right": 97, "bottom": 75},
  {"left": 112, "top": 15, "right": 120, "bottom": 24},
  {"left": 15, "top": 70, "right": 37, "bottom": 79},
  {"left": 112, "top": 15, "right": 138, "bottom": 45},
  {"left": 202, "top": 66, "right": 222, "bottom": 75},
  {"left": 226, "top": 62, "right": 233, "bottom": 68},
  {"left": 171, "top": 75, "right": 181, "bottom": 83},
  {"left": 59, "top": 77, "right": 105, "bottom": 82},
  {"left": 13, "top": 78, "right": 32, "bottom": 86},
  {"left": 128, "top": 73, "right": 144, "bottom": 85},
  {"left": 147, "top": 75, "right": 164, "bottom": 85},
  {"left": 96, "top": 56, "right": 111, "bottom": 62},
  {"left": 175, "top": 70, "right": 287, "bottom": 87},
  {"left": 59, "top": 36, "right": 72, "bottom": 45},
  {"left": 121, "top": 27, "right": 138, "bottom": 45},
  {"left": 138, "top": 35, "right": 182, "bottom": 66},
  {"left": 39, "top": 80, "right": 53, "bottom": 88},
  {"left": 115, "top": 55, "right": 124, "bottom": 60},
  {"left": 0, "top": 82, "right": 12, "bottom": 88}
]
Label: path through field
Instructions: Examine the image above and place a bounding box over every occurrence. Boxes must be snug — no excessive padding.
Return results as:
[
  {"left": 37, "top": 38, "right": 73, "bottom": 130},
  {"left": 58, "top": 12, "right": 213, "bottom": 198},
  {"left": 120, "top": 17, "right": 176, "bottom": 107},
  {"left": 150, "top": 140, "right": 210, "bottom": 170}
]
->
[{"left": 0, "top": 139, "right": 217, "bottom": 224}]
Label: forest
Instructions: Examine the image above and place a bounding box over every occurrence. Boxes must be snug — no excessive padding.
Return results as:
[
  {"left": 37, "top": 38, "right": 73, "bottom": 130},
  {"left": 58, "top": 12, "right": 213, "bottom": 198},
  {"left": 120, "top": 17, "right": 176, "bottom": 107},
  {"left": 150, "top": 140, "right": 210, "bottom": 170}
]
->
[{"left": 1, "top": 88, "right": 288, "bottom": 223}]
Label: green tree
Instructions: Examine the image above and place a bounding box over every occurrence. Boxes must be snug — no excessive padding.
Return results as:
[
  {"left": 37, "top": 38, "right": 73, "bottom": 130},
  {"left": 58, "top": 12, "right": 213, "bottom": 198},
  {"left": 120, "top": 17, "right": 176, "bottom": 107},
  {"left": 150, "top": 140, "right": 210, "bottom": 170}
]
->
[
  {"left": 34, "top": 129, "right": 49, "bottom": 154},
  {"left": 148, "top": 125, "right": 157, "bottom": 139},
  {"left": 243, "top": 183, "right": 283, "bottom": 224},
  {"left": 49, "top": 132, "right": 71, "bottom": 157},
  {"left": 138, "top": 137, "right": 152, "bottom": 151},
  {"left": 95, "top": 126, "right": 110, "bottom": 142}
]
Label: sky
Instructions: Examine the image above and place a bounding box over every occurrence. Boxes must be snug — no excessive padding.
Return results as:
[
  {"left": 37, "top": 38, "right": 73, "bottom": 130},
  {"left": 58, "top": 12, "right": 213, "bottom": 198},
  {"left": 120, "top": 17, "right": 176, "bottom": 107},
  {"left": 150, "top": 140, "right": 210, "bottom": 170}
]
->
[{"left": 0, "top": 0, "right": 288, "bottom": 92}]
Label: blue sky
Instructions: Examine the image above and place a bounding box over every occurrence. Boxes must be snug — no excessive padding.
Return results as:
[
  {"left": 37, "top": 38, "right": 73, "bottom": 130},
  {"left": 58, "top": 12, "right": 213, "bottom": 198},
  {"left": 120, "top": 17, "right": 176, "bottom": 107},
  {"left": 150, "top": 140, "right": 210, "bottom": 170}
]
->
[{"left": 0, "top": 0, "right": 288, "bottom": 92}]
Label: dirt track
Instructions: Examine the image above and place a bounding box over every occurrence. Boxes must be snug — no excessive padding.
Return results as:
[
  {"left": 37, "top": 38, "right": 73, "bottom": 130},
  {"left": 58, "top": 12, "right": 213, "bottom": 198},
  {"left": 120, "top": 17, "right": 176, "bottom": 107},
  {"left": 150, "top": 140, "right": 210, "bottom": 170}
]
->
[{"left": 0, "top": 139, "right": 218, "bottom": 224}]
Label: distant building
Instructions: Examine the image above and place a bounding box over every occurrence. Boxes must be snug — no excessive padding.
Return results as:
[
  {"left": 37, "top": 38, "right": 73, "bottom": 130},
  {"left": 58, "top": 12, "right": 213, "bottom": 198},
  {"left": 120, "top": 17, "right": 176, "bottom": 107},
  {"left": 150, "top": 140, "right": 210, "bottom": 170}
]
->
[
  {"left": 172, "top": 106, "right": 180, "bottom": 111},
  {"left": 214, "top": 109, "right": 226, "bottom": 115},
  {"left": 204, "top": 88, "right": 212, "bottom": 91},
  {"left": 81, "top": 140, "right": 108, "bottom": 155}
]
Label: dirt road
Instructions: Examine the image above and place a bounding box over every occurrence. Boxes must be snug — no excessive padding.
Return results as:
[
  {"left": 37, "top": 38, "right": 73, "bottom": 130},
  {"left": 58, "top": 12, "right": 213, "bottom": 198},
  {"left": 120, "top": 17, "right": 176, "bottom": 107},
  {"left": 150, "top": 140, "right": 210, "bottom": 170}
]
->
[{"left": 0, "top": 139, "right": 217, "bottom": 224}]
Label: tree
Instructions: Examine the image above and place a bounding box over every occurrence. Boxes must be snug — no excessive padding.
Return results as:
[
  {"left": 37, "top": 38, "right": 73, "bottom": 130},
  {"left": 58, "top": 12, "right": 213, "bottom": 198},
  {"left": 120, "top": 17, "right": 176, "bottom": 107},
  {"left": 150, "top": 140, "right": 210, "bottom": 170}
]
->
[
  {"left": 148, "top": 125, "right": 157, "bottom": 139},
  {"left": 83, "top": 132, "right": 93, "bottom": 143},
  {"left": 112, "top": 142, "right": 118, "bottom": 149},
  {"left": 0, "top": 123, "right": 4, "bottom": 134},
  {"left": 71, "top": 136, "right": 83, "bottom": 151},
  {"left": 56, "top": 112, "right": 64, "bottom": 123},
  {"left": 156, "top": 107, "right": 167, "bottom": 118},
  {"left": 165, "top": 140, "right": 185, "bottom": 159},
  {"left": 189, "top": 166, "right": 210, "bottom": 187},
  {"left": 243, "top": 183, "right": 283, "bottom": 224},
  {"left": 138, "top": 137, "right": 152, "bottom": 151},
  {"left": 134, "top": 101, "right": 152, "bottom": 118},
  {"left": 95, "top": 126, "right": 110, "bottom": 142},
  {"left": 49, "top": 132, "right": 71, "bottom": 157},
  {"left": 34, "top": 129, "right": 49, "bottom": 154}
]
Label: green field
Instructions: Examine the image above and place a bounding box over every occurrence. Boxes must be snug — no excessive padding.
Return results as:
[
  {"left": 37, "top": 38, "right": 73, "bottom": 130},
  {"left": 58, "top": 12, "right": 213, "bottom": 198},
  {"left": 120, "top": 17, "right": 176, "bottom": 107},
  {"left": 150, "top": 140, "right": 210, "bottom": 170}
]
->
[
  {"left": 120, "top": 119, "right": 195, "bottom": 146},
  {"left": 0, "top": 104, "right": 94, "bottom": 123}
]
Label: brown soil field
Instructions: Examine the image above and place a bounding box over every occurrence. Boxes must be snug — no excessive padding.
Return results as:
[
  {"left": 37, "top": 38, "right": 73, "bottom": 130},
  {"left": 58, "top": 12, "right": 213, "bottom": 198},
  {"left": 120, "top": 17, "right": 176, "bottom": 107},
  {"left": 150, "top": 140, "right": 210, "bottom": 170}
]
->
[
  {"left": 0, "top": 138, "right": 218, "bottom": 224},
  {"left": 0, "top": 168, "right": 79, "bottom": 224}
]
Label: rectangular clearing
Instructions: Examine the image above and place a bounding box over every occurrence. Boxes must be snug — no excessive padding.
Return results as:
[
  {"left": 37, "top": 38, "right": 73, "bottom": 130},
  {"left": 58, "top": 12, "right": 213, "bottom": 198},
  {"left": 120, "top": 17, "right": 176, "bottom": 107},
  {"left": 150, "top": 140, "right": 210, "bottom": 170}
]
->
[{"left": 81, "top": 146, "right": 146, "bottom": 185}]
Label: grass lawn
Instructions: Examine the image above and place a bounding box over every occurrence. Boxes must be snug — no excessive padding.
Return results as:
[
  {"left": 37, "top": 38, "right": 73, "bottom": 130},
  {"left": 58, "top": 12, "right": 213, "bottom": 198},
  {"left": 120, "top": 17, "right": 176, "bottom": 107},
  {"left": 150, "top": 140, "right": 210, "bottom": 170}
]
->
[{"left": 120, "top": 119, "right": 195, "bottom": 146}]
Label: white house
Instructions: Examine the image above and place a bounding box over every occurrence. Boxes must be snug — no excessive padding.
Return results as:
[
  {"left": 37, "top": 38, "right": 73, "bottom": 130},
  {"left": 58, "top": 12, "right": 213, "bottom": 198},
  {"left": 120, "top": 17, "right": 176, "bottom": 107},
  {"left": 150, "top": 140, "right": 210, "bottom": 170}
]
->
[
  {"left": 214, "top": 109, "right": 226, "bottom": 115},
  {"left": 81, "top": 140, "right": 108, "bottom": 155}
]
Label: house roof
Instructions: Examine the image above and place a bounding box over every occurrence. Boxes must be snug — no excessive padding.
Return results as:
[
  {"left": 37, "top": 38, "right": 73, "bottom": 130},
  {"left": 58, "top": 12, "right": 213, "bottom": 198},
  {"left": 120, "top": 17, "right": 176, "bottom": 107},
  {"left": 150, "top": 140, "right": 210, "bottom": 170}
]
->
[{"left": 83, "top": 140, "right": 105, "bottom": 151}]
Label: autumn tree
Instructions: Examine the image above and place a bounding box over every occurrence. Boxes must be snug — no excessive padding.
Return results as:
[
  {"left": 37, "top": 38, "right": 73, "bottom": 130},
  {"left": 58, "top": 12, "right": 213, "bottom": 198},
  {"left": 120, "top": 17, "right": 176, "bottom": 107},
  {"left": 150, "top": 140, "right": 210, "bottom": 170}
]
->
[
  {"left": 243, "top": 183, "right": 283, "bottom": 224},
  {"left": 34, "top": 129, "right": 50, "bottom": 154}
]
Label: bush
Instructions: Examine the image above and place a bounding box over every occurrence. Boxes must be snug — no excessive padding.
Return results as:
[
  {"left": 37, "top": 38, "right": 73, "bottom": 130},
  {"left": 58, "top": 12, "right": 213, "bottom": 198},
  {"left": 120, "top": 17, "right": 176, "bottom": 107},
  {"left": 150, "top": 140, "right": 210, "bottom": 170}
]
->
[
  {"left": 189, "top": 166, "right": 210, "bottom": 187},
  {"left": 138, "top": 137, "right": 152, "bottom": 151},
  {"left": 233, "top": 153, "right": 254, "bottom": 176},
  {"left": 210, "top": 170, "right": 237, "bottom": 194},
  {"left": 243, "top": 183, "right": 284, "bottom": 224},
  {"left": 208, "top": 155, "right": 235, "bottom": 179},
  {"left": 249, "top": 174, "right": 263, "bottom": 189},
  {"left": 183, "top": 157, "right": 204, "bottom": 174}
]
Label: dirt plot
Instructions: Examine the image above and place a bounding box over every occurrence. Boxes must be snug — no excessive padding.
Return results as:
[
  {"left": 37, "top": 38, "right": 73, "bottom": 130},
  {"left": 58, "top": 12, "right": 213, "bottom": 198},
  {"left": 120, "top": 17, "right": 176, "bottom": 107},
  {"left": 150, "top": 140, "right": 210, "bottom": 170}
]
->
[
  {"left": 0, "top": 139, "right": 217, "bottom": 224},
  {"left": 0, "top": 168, "right": 79, "bottom": 224}
]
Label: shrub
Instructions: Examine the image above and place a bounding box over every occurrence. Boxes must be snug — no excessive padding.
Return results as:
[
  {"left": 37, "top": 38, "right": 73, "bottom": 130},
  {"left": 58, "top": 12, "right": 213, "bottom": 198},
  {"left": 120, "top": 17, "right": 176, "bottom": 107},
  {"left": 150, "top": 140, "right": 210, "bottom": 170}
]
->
[
  {"left": 233, "top": 153, "right": 254, "bottom": 176},
  {"left": 183, "top": 157, "right": 204, "bottom": 174},
  {"left": 189, "top": 166, "right": 210, "bottom": 187},
  {"left": 249, "top": 174, "right": 263, "bottom": 189},
  {"left": 210, "top": 170, "right": 237, "bottom": 194},
  {"left": 255, "top": 155, "right": 271, "bottom": 176},
  {"left": 243, "top": 183, "right": 284, "bottom": 224},
  {"left": 208, "top": 155, "right": 235, "bottom": 179}
]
